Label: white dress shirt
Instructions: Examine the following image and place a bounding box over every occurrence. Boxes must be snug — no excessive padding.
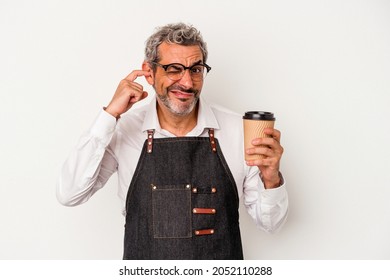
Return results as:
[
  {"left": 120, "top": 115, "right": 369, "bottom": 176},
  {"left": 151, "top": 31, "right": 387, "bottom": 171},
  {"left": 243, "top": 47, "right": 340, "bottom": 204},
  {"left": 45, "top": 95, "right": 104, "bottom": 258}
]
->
[{"left": 57, "top": 95, "right": 288, "bottom": 233}]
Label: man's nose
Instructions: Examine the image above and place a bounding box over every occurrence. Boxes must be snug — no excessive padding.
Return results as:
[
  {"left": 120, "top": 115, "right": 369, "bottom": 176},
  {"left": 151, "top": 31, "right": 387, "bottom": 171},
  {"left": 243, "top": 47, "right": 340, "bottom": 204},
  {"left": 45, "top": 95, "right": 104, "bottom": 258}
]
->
[{"left": 178, "top": 69, "right": 194, "bottom": 89}]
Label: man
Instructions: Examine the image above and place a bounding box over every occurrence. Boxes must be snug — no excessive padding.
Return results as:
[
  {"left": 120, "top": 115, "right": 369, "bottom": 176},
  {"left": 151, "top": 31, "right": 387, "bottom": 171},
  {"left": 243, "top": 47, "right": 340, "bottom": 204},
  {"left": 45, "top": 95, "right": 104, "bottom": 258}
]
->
[{"left": 57, "top": 23, "right": 288, "bottom": 260}]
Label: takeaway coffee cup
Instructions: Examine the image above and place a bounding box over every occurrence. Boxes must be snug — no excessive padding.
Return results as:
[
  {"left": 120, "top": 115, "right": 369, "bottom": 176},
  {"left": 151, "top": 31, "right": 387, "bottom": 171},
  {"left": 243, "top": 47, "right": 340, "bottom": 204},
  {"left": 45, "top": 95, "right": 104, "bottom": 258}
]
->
[{"left": 243, "top": 111, "right": 275, "bottom": 161}]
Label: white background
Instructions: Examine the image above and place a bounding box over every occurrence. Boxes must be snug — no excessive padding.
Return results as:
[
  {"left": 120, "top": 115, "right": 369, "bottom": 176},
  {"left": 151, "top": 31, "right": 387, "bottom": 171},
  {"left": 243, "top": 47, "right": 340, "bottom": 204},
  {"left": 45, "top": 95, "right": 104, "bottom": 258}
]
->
[{"left": 1, "top": 0, "right": 389, "bottom": 259}]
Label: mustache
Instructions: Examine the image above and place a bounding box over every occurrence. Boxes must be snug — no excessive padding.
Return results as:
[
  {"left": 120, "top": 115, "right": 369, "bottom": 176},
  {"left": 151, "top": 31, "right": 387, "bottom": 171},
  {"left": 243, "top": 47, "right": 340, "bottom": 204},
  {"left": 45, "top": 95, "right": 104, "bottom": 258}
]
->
[{"left": 167, "top": 85, "right": 199, "bottom": 95}]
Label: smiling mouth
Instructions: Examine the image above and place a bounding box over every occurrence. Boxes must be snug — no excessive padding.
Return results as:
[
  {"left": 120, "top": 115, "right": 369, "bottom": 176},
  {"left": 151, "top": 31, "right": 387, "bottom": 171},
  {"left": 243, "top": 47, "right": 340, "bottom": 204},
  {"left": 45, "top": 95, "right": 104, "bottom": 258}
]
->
[{"left": 170, "top": 90, "right": 194, "bottom": 99}]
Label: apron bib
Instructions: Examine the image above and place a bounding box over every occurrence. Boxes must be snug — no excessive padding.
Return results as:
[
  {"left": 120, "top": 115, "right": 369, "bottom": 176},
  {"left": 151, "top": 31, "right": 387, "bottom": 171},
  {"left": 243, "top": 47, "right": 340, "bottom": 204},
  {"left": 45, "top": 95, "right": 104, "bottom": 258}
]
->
[{"left": 123, "top": 129, "right": 243, "bottom": 259}]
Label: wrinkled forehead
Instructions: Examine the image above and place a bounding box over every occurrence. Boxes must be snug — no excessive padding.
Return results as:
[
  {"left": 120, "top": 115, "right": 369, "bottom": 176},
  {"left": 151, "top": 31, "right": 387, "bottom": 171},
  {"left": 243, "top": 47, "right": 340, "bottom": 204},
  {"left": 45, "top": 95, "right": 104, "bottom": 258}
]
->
[{"left": 157, "top": 42, "right": 204, "bottom": 64}]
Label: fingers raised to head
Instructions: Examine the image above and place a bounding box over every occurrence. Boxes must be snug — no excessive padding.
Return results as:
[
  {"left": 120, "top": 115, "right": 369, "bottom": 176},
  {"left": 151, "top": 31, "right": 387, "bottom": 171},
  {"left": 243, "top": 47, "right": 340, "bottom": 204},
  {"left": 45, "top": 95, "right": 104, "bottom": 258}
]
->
[{"left": 124, "top": 70, "right": 151, "bottom": 82}]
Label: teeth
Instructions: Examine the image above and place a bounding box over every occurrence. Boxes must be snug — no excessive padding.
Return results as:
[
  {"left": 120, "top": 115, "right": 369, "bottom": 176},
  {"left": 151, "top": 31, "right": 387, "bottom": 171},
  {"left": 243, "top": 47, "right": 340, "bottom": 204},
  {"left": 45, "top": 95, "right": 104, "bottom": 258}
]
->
[{"left": 172, "top": 91, "right": 192, "bottom": 96}]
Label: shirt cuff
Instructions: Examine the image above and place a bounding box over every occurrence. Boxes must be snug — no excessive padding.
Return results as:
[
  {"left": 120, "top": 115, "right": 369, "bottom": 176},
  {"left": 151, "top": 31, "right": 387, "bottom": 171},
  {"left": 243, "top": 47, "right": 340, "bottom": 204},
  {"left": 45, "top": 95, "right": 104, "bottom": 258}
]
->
[
  {"left": 89, "top": 109, "right": 117, "bottom": 144},
  {"left": 261, "top": 173, "right": 286, "bottom": 200}
]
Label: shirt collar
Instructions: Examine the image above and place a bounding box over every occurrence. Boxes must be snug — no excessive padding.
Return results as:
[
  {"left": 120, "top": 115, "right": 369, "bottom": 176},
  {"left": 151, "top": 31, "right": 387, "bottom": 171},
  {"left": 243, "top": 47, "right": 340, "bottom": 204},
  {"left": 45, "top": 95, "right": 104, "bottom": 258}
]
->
[{"left": 141, "top": 95, "right": 220, "bottom": 136}]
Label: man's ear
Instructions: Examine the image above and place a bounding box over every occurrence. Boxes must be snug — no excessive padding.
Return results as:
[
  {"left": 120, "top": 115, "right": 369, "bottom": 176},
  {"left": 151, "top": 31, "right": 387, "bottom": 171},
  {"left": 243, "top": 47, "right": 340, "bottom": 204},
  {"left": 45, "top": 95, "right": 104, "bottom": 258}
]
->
[{"left": 142, "top": 61, "right": 154, "bottom": 85}]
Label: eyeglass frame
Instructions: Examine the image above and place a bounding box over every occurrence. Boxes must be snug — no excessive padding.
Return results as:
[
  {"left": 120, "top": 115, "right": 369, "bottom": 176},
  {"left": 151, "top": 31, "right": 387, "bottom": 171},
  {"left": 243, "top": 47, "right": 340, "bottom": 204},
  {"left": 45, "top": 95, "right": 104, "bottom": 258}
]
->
[{"left": 150, "top": 61, "right": 212, "bottom": 81}]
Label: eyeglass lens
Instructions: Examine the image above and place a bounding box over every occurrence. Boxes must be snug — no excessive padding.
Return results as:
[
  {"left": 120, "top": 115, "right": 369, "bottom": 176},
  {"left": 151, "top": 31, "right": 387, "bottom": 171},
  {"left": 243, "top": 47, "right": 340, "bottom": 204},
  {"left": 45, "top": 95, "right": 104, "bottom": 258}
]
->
[{"left": 165, "top": 64, "right": 207, "bottom": 81}]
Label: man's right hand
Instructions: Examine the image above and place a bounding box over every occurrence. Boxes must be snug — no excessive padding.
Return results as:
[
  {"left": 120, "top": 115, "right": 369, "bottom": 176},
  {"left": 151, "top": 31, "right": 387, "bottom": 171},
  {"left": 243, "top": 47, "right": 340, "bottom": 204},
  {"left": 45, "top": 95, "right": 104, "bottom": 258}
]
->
[{"left": 105, "top": 70, "right": 151, "bottom": 119}]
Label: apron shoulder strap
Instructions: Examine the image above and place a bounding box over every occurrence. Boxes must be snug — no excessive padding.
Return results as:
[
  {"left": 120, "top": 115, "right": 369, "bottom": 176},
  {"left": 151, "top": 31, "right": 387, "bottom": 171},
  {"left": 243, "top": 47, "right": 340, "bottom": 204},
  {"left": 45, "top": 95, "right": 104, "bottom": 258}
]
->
[
  {"left": 208, "top": 128, "right": 217, "bottom": 153},
  {"left": 147, "top": 129, "right": 155, "bottom": 153}
]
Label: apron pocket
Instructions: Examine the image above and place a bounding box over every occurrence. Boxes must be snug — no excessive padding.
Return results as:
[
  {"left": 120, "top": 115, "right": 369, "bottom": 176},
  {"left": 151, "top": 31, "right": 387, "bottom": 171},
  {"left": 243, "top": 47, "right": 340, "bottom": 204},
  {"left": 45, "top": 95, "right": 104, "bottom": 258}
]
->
[{"left": 151, "top": 184, "right": 191, "bottom": 238}]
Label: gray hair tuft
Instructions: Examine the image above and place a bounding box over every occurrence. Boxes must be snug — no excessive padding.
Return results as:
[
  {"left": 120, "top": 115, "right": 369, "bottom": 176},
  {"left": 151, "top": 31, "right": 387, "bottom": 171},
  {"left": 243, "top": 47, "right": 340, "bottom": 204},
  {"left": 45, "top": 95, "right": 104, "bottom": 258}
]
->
[{"left": 144, "top": 23, "right": 208, "bottom": 66}]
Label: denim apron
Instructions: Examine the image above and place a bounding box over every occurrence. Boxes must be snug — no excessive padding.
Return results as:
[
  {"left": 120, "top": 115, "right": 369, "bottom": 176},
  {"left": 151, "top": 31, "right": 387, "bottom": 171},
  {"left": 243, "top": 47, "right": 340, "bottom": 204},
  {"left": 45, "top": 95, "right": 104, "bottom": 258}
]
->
[{"left": 123, "top": 129, "right": 243, "bottom": 259}]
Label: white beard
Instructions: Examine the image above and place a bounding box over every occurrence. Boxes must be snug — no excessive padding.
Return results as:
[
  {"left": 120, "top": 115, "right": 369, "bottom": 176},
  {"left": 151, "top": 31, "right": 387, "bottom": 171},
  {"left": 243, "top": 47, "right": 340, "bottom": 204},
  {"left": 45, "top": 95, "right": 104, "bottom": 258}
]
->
[{"left": 157, "top": 92, "right": 199, "bottom": 116}]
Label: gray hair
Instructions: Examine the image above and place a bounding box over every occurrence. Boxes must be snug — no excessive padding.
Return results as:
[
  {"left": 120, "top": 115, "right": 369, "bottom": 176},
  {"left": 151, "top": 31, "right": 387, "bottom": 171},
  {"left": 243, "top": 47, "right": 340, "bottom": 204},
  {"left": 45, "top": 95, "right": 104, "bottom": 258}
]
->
[{"left": 144, "top": 23, "right": 208, "bottom": 67}]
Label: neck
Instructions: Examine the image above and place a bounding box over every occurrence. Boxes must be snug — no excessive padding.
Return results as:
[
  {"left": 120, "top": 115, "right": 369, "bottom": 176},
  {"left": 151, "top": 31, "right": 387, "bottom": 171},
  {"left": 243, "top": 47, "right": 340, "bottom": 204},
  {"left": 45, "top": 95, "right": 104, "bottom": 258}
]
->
[{"left": 157, "top": 102, "right": 199, "bottom": 137}]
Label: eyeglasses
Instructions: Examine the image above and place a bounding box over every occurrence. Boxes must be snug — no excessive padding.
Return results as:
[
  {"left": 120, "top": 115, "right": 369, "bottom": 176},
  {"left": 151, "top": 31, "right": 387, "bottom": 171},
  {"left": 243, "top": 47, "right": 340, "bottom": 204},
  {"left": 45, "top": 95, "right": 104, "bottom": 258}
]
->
[{"left": 151, "top": 61, "right": 211, "bottom": 81}]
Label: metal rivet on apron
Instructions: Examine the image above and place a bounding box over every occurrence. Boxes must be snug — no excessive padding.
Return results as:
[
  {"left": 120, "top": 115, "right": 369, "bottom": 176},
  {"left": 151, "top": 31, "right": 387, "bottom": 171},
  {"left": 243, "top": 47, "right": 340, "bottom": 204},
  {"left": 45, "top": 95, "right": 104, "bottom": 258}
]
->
[
  {"left": 186, "top": 184, "right": 191, "bottom": 189},
  {"left": 192, "top": 187, "right": 197, "bottom": 193},
  {"left": 211, "top": 187, "right": 217, "bottom": 193},
  {"left": 193, "top": 209, "right": 197, "bottom": 213},
  {"left": 151, "top": 184, "right": 157, "bottom": 190}
]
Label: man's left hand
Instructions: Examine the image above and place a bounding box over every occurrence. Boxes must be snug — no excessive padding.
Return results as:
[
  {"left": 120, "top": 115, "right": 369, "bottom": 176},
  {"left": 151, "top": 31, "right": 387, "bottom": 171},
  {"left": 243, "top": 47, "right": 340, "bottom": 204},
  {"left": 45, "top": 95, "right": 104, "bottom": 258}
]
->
[{"left": 245, "top": 128, "right": 284, "bottom": 189}]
